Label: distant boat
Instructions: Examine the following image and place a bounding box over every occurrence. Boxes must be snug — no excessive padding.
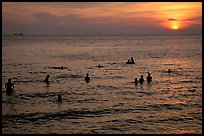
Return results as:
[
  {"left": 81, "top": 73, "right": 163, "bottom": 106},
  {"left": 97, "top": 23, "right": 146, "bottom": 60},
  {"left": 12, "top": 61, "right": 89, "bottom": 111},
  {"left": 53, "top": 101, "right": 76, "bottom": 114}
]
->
[{"left": 126, "top": 61, "right": 135, "bottom": 64}]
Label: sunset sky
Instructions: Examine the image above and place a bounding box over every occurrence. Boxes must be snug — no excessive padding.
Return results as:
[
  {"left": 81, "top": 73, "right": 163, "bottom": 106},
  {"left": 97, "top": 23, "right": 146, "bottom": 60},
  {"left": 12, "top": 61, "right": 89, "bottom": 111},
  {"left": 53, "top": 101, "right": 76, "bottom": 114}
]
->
[{"left": 2, "top": 2, "right": 202, "bottom": 35}]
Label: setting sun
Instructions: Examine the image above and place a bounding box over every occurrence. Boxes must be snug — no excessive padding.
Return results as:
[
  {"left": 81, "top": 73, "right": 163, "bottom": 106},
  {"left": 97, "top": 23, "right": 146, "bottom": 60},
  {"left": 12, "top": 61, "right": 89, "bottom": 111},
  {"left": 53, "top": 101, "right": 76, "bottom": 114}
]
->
[{"left": 171, "top": 24, "right": 179, "bottom": 30}]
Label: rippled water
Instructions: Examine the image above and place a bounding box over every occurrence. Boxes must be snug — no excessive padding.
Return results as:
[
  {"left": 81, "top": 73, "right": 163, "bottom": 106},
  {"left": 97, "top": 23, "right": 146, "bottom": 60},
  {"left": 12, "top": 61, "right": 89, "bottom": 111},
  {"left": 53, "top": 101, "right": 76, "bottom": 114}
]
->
[{"left": 2, "top": 35, "right": 202, "bottom": 134}]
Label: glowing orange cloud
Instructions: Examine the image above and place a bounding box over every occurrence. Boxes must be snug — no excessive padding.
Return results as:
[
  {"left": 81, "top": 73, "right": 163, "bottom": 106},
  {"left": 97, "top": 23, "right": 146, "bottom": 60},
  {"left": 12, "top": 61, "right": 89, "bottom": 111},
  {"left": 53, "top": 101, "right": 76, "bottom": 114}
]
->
[{"left": 155, "top": 2, "right": 202, "bottom": 30}]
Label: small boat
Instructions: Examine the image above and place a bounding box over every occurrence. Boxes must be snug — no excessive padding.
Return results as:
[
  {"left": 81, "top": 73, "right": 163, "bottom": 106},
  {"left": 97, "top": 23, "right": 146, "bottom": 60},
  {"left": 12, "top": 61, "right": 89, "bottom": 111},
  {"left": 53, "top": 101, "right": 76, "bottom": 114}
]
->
[{"left": 126, "top": 61, "right": 135, "bottom": 64}]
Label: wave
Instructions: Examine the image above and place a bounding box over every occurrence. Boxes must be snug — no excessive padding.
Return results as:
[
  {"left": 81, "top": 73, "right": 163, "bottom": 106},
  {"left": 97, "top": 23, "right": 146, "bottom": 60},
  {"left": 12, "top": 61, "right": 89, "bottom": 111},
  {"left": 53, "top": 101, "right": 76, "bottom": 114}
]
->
[
  {"left": 2, "top": 107, "right": 134, "bottom": 126},
  {"left": 136, "top": 103, "right": 186, "bottom": 111},
  {"left": 2, "top": 101, "right": 189, "bottom": 125}
]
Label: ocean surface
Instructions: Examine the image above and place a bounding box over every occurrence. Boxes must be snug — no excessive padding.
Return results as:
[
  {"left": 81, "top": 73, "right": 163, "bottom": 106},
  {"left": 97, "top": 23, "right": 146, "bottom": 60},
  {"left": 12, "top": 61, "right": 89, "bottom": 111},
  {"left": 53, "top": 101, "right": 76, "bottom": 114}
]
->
[{"left": 2, "top": 35, "right": 202, "bottom": 134}]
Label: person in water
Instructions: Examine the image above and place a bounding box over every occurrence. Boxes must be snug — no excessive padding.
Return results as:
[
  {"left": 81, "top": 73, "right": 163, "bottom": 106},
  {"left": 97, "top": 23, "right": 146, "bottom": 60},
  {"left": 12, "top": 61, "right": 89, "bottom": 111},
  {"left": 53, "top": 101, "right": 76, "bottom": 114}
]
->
[
  {"left": 146, "top": 72, "right": 152, "bottom": 83},
  {"left": 127, "top": 59, "right": 131, "bottom": 63},
  {"left": 139, "top": 75, "right": 144, "bottom": 84},
  {"left": 134, "top": 78, "right": 138, "bottom": 84},
  {"left": 97, "top": 64, "right": 103, "bottom": 68},
  {"left": 126, "top": 57, "right": 135, "bottom": 64},
  {"left": 5, "top": 78, "right": 14, "bottom": 95},
  {"left": 85, "top": 73, "right": 91, "bottom": 82},
  {"left": 58, "top": 94, "right": 62, "bottom": 103},
  {"left": 168, "top": 69, "right": 172, "bottom": 73},
  {"left": 130, "top": 57, "right": 135, "bottom": 63},
  {"left": 44, "top": 74, "right": 50, "bottom": 86}
]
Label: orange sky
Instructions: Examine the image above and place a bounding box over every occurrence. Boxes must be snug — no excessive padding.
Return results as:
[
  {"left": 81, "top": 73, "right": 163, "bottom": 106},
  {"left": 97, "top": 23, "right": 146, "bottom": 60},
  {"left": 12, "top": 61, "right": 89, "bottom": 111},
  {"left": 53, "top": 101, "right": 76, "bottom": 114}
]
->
[{"left": 2, "top": 2, "right": 202, "bottom": 35}]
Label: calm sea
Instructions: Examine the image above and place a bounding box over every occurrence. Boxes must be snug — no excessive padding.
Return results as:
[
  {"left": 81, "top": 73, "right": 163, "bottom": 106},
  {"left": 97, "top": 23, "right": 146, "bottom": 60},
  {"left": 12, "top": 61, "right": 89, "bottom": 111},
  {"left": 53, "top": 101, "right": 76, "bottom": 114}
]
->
[{"left": 2, "top": 35, "right": 202, "bottom": 134}]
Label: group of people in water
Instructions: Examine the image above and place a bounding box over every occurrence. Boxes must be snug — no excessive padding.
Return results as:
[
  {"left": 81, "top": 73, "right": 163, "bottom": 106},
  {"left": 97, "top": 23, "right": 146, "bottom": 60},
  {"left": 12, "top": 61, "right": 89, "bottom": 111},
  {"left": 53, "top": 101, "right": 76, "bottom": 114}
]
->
[
  {"left": 126, "top": 57, "right": 135, "bottom": 64},
  {"left": 43, "top": 71, "right": 152, "bottom": 85},
  {"left": 4, "top": 56, "right": 162, "bottom": 96},
  {"left": 5, "top": 72, "right": 152, "bottom": 96},
  {"left": 133, "top": 72, "right": 152, "bottom": 84}
]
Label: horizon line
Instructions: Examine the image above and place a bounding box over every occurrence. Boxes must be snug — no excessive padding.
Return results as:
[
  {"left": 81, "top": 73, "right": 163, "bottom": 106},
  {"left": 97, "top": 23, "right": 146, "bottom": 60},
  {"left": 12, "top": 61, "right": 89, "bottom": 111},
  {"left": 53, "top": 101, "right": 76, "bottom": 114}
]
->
[{"left": 2, "top": 33, "right": 202, "bottom": 37}]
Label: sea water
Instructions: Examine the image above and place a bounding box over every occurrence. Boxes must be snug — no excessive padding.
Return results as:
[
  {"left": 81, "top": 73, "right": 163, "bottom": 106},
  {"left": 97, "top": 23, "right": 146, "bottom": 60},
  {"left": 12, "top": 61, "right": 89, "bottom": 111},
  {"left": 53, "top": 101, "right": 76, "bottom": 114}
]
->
[{"left": 2, "top": 35, "right": 202, "bottom": 134}]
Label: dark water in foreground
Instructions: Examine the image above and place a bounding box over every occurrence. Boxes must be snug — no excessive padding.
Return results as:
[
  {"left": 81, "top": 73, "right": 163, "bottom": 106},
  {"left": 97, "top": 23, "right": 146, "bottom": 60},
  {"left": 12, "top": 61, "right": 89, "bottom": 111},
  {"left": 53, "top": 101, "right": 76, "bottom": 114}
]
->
[{"left": 2, "top": 35, "right": 202, "bottom": 134}]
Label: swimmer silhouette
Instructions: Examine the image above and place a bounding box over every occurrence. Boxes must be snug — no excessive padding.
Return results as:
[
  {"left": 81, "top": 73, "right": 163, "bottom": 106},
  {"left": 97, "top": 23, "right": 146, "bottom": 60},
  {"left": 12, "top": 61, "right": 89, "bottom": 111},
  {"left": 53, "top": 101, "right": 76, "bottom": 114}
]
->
[
  {"left": 52, "top": 66, "right": 67, "bottom": 69},
  {"left": 139, "top": 75, "right": 144, "bottom": 84},
  {"left": 168, "top": 69, "right": 172, "bottom": 73},
  {"left": 44, "top": 74, "right": 50, "bottom": 86},
  {"left": 5, "top": 78, "right": 14, "bottom": 95},
  {"left": 85, "top": 73, "right": 91, "bottom": 83},
  {"left": 146, "top": 72, "right": 152, "bottom": 83},
  {"left": 97, "top": 64, "right": 103, "bottom": 68}
]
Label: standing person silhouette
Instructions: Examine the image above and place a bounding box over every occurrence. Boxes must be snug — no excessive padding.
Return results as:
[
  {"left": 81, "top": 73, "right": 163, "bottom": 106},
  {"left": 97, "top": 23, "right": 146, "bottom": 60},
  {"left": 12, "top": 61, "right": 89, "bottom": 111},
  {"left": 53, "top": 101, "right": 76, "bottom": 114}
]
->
[
  {"left": 146, "top": 72, "right": 152, "bottom": 83},
  {"left": 130, "top": 57, "right": 135, "bottom": 63},
  {"left": 139, "top": 75, "right": 144, "bottom": 84},
  {"left": 85, "top": 73, "right": 91, "bottom": 83},
  {"left": 134, "top": 78, "right": 138, "bottom": 84},
  {"left": 5, "top": 78, "right": 14, "bottom": 95},
  {"left": 44, "top": 74, "right": 50, "bottom": 86},
  {"left": 58, "top": 94, "right": 62, "bottom": 103}
]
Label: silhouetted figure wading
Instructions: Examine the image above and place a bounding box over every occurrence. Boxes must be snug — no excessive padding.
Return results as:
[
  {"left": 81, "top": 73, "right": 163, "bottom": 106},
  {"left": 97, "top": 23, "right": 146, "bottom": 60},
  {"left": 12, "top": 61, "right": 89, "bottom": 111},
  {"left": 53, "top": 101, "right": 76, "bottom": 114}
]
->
[
  {"left": 58, "top": 94, "right": 62, "bottom": 103},
  {"left": 134, "top": 78, "right": 138, "bottom": 84},
  {"left": 85, "top": 73, "right": 91, "bottom": 83},
  {"left": 44, "top": 74, "right": 50, "bottom": 86},
  {"left": 146, "top": 72, "right": 152, "bottom": 83},
  {"left": 5, "top": 78, "right": 14, "bottom": 95},
  {"left": 130, "top": 57, "right": 135, "bottom": 63},
  {"left": 139, "top": 75, "right": 144, "bottom": 84}
]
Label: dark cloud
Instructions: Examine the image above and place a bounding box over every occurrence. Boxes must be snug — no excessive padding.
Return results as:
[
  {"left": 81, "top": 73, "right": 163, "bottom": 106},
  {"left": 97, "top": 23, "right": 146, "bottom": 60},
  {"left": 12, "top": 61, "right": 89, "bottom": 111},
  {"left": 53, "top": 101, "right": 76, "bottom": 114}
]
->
[
  {"left": 168, "top": 18, "right": 178, "bottom": 21},
  {"left": 182, "top": 17, "right": 202, "bottom": 21},
  {"left": 183, "top": 19, "right": 195, "bottom": 21},
  {"left": 167, "top": 18, "right": 201, "bottom": 23}
]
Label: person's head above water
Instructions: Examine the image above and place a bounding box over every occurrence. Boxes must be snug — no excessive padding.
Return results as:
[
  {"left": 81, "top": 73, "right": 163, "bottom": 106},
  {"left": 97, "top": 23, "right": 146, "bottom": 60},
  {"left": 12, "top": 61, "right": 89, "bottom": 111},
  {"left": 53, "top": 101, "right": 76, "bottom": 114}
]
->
[{"left": 8, "top": 78, "right": 12, "bottom": 82}]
